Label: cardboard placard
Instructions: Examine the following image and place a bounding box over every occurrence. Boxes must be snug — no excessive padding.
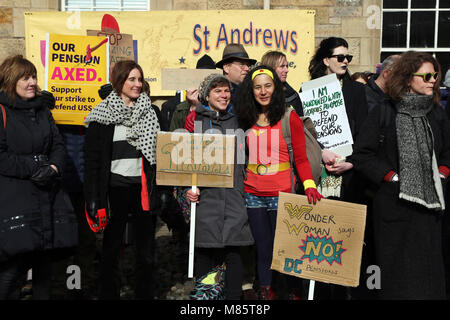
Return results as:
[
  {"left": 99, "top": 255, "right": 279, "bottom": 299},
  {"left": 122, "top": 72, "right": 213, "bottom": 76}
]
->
[
  {"left": 156, "top": 131, "right": 235, "bottom": 188},
  {"left": 161, "top": 69, "right": 221, "bottom": 90},
  {"left": 299, "top": 73, "right": 353, "bottom": 157},
  {"left": 271, "top": 192, "right": 366, "bottom": 287},
  {"left": 87, "top": 30, "right": 135, "bottom": 70}
]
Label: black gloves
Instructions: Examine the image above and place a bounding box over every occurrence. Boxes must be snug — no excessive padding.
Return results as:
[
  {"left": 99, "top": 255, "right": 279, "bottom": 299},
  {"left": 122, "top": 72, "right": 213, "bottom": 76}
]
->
[
  {"left": 30, "top": 165, "right": 58, "bottom": 187},
  {"left": 98, "top": 84, "right": 113, "bottom": 100},
  {"left": 86, "top": 200, "right": 99, "bottom": 225},
  {"left": 30, "top": 154, "right": 58, "bottom": 187},
  {"left": 40, "top": 90, "right": 56, "bottom": 110}
]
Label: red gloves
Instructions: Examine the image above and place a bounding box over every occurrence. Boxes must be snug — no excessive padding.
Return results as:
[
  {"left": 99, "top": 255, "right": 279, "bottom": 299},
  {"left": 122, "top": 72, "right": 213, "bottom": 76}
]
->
[
  {"left": 305, "top": 188, "right": 324, "bottom": 204},
  {"left": 184, "top": 110, "right": 197, "bottom": 133}
]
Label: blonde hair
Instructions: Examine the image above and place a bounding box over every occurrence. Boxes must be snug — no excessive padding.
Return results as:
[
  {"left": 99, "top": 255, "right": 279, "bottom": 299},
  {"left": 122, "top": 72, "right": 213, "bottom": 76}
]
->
[{"left": 260, "top": 51, "right": 286, "bottom": 70}]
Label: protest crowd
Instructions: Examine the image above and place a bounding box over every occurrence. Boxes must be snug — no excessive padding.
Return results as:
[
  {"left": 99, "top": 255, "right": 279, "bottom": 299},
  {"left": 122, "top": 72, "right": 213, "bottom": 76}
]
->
[{"left": 0, "top": 35, "right": 449, "bottom": 301}]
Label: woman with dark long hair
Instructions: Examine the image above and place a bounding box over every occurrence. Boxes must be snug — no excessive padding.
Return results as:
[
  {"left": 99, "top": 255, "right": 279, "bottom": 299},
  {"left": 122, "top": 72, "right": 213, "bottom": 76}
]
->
[
  {"left": 84, "top": 60, "right": 160, "bottom": 299},
  {"left": 353, "top": 51, "right": 450, "bottom": 299},
  {"left": 235, "top": 65, "right": 323, "bottom": 299},
  {"left": 307, "top": 37, "right": 369, "bottom": 202}
]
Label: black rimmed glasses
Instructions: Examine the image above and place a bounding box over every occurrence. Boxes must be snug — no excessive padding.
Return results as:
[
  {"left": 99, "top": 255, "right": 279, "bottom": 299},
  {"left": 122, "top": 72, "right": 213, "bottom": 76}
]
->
[
  {"left": 413, "top": 72, "right": 438, "bottom": 82},
  {"left": 330, "top": 54, "right": 353, "bottom": 63}
]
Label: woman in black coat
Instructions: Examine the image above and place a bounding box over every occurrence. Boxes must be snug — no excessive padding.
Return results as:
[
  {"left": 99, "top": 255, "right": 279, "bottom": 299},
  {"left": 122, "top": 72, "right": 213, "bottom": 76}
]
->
[
  {"left": 307, "top": 37, "right": 369, "bottom": 203},
  {"left": 84, "top": 60, "right": 160, "bottom": 299},
  {"left": 353, "top": 51, "right": 450, "bottom": 299},
  {"left": 0, "top": 55, "right": 77, "bottom": 299}
]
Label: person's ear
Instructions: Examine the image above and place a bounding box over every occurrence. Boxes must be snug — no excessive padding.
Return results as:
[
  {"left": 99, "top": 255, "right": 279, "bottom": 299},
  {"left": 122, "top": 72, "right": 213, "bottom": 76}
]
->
[
  {"left": 323, "top": 57, "right": 330, "bottom": 68},
  {"left": 223, "top": 63, "right": 231, "bottom": 75}
]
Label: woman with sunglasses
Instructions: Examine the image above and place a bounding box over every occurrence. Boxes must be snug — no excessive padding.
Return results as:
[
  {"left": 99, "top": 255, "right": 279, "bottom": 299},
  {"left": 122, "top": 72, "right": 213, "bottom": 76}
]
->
[
  {"left": 353, "top": 51, "right": 450, "bottom": 299},
  {"left": 235, "top": 66, "right": 323, "bottom": 300},
  {"left": 307, "top": 37, "right": 369, "bottom": 204},
  {"left": 306, "top": 37, "right": 370, "bottom": 300}
]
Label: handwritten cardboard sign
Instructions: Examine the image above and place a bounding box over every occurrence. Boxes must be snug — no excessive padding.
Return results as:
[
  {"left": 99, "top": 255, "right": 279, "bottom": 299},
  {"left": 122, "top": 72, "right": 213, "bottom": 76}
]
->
[
  {"left": 156, "top": 131, "right": 235, "bottom": 188},
  {"left": 299, "top": 74, "right": 353, "bottom": 157},
  {"left": 87, "top": 30, "right": 135, "bottom": 70},
  {"left": 271, "top": 192, "right": 366, "bottom": 287},
  {"left": 161, "top": 69, "right": 220, "bottom": 90}
]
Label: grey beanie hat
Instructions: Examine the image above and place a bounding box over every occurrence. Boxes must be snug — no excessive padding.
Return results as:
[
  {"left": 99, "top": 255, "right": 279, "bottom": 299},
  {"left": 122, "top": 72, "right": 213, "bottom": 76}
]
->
[{"left": 198, "top": 73, "right": 231, "bottom": 105}]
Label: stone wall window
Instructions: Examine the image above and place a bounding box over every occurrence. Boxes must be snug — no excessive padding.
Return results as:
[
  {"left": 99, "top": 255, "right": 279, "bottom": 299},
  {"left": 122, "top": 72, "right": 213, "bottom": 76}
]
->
[
  {"left": 381, "top": 0, "right": 450, "bottom": 84},
  {"left": 61, "top": 0, "right": 150, "bottom": 11}
]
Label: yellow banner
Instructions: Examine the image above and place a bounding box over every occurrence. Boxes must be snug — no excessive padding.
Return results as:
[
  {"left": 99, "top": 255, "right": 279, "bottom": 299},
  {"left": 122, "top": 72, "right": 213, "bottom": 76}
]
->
[
  {"left": 25, "top": 10, "right": 315, "bottom": 97},
  {"left": 46, "top": 34, "right": 109, "bottom": 125}
]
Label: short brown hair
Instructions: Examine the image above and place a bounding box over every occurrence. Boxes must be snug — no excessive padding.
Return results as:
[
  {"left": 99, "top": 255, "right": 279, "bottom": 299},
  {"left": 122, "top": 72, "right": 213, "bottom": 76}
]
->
[
  {"left": 386, "top": 51, "right": 441, "bottom": 105},
  {"left": 111, "top": 60, "right": 144, "bottom": 95},
  {"left": 260, "top": 51, "right": 286, "bottom": 70},
  {"left": 0, "top": 55, "right": 38, "bottom": 103}
]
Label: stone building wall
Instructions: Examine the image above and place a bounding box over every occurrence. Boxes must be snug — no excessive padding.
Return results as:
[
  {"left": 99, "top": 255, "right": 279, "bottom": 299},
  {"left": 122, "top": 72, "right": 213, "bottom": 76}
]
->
[
  {"left": 0, "top": 0, "right": 381, "bottom": 73},
  {"left": 0, "top": 0, "right": 59, "bottom": 60},
  {"left": 151, "top": 0, "right": 383, "bottom": 73},
  {"left": 0, "top": 0, "right": 381, "bottom": 107}
]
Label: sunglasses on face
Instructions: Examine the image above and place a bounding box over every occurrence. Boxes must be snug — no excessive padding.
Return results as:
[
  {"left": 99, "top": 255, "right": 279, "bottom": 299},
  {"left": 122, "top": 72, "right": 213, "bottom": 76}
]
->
[
  {"left": 330, "top": 54, "right": 353, "bottom": 63},
  {"left": 413, "top": 72, "right": 438, "bottom": 82}
]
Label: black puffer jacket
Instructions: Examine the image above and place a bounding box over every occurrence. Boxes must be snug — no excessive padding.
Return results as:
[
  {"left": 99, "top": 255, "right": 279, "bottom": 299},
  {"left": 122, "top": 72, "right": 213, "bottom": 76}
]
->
[{"left": 0, "top": 92, "right": 77, "bottom": 262}]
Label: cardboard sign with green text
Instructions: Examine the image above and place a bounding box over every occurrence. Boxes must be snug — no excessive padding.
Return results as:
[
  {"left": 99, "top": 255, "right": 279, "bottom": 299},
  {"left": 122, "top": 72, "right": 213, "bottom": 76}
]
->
[
  {"left": 271, "top": 192, "right": 367, "bottom": 287},
  {"left": 156, "top": 131, "right": 235, "bottom": 188}
]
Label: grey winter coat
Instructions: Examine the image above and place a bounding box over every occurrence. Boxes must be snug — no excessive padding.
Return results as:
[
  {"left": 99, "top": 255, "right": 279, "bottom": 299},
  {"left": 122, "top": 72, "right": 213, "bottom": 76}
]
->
[{"left": 193, "top": 105, "right": 254, "bottom": 248}]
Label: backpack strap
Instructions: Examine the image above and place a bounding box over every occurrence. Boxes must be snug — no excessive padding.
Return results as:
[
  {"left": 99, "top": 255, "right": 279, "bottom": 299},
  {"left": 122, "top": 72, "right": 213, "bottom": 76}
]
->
[
  {"left": 280, "top": 106, "right": 296, "bottom": 193},
  {"left": 0, "top": 104, "right": 5, "bottom": 130}
]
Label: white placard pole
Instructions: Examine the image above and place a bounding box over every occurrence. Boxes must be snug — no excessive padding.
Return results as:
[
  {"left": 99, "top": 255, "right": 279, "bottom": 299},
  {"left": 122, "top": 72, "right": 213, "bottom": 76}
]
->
[
  {"left": 187, "top": 174, "right": 198, "bottom": 278},
  {"left": 308, "top": 280, "right": 315, "bottom": 300}
]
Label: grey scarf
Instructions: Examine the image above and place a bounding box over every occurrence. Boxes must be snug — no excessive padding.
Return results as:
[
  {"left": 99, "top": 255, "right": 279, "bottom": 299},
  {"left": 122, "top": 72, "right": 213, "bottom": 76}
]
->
[
  {"left": 396, "top": 93, "right": 445, "bottom": 211},
  {"left": 84, "top": 91, "right": 160, "bottom": 164}
]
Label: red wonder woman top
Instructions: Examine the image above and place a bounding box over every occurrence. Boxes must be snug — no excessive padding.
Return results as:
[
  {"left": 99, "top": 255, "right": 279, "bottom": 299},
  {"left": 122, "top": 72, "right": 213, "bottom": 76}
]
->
[{"left": 245, "top": 110, "right": 315, "bottom": 196}]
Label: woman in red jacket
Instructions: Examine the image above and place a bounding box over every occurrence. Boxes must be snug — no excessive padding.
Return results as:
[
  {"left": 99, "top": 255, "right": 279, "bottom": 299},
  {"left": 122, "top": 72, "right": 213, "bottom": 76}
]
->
[{"left": 235, "top": 66, "right": 323, "bottom": 299}]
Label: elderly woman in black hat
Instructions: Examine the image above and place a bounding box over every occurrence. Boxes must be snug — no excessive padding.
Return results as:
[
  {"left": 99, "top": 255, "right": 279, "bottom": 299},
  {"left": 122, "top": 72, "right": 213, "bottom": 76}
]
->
[{"left": 186, "top": 73, "right": 254, "bottom": 300}]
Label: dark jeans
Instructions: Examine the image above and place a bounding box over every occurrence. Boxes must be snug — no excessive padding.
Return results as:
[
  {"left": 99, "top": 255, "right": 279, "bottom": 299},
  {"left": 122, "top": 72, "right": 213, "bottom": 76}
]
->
[
  {"left": 195, "top": 246, "right": 243, "bottom": 300},
  {"left": 246, "top": 207, "right": 277, "bottom": 286},
  {"left": 0, "top": 252, "right": 52, "bottom": 300},
  {"left": 99, "top": 185, "right": 156, "bottom": 300}
]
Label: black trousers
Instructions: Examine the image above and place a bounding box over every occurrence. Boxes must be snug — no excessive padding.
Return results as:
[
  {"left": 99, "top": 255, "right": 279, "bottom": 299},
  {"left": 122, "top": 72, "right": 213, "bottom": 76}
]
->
[
  {"left": 0, "top": 252, "right": 52, "bottom": 300},
  {"left": 99, "top": 185, "right": 156, "bottom": 300},
  {"left": 195, "top": 246, "right": 243, "bottom": 300}
]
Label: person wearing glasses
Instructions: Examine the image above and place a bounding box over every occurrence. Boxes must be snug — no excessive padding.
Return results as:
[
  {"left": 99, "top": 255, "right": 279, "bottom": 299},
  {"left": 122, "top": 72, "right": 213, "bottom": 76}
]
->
[
  {"left": 307, "top": 37, "right": 369, "bottom": 203},
  {"left": 306, "top": 37, "right": 370, "bottom": 300},
  {"left": 216, "top": 44, "right": 257, "bottom": 98},
  {"left": 353, "top": 51, "right": 450, "bottom": 299}
]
